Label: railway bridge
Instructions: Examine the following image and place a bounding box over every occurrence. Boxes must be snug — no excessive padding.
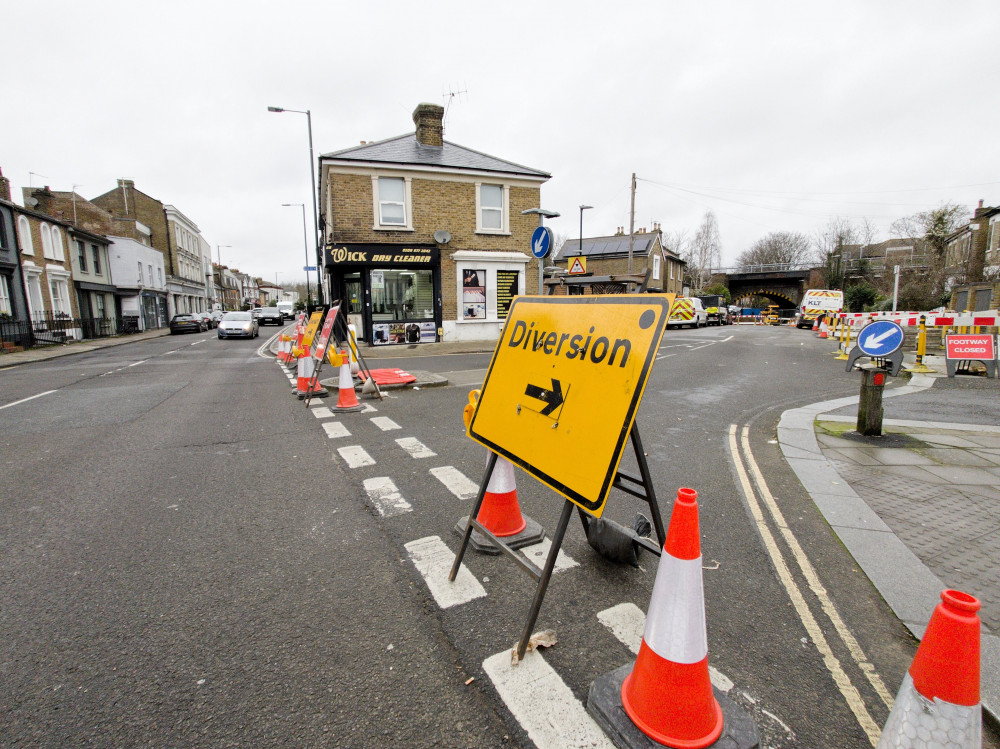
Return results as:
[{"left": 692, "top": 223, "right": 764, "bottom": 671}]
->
[{"left": 720, "top": 267, "right": 814, "bottom": 309}]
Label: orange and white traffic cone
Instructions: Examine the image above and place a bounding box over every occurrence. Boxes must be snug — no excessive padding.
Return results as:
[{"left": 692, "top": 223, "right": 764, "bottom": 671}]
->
[
  {"left": 588, "top": 487, "right": 757, "bottom": 748},
  {"left": 455, "top": 389, "right": 543, "bottom": 553},
  {"left": 277, "top": 335, "right": 290, "bottom": 364},
  {"left": 818, "top": 319, "right": 829, "bottom": 338},
  {"left": 332, "top": 350, "right": 364, "bottom": 412},
  {"left": 622, "top": 487, "right": 722, "bottom": 747},
  {"left": 876, "top": 590, "right": 981, "bottom": 748},
  {"left": 295, "top": 353, "right": 328, "bottom": 399},
  {"left": 454, "top": 454, "right": 544, "bottom": 554}
]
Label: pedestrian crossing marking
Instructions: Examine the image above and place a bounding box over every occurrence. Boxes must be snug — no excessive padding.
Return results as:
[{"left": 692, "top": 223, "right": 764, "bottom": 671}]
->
[
  {"left": 482, "top": 649, "right": 614, "bottom": 749},
  {"left": 405, "top": 536, "right": 485, "bottom": 609},
  {"left": 520, "top": 538, "right": 579, "bottom": 572},
  {"left": 322, "top": 421, "right": 350, "bottom": 439},
  {"left": 337, "top": 445, "right": 375, "bottom": 468},
  {"left": 312, "top": 406, "right": 334, "bottom": 419},
  {"left": 429, "top": 466, "right": 479, "bottom": 500},
  {"left": 371, "top": 416, "right": 401, "bottom": 431},
  {"left": 396, "top": 437, "right": 436, "bottom": 459},
  {"left": 363, "top": 477, "right": 412, "bottom": 517}
]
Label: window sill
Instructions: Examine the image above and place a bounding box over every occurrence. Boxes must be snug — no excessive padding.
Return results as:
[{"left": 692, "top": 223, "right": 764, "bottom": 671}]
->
[
  {"left": 373, "top": 225, "right": 414, "bottom": 232},
  {"left": 475, "top": 229, "right": 511, "bottom": 236}
]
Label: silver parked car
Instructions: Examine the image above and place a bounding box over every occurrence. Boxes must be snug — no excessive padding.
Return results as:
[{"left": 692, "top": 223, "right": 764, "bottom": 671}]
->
[{"left": 217, "top": 311, "right": 259, "bottom": 339}]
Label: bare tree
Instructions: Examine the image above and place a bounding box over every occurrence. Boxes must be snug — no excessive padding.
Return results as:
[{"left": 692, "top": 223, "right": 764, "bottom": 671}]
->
[
  {"left": 687, "top": 210, "right": 721, "bottom": 292},
  {"left": 737, "top": 231, "right": 812, "bottom": 269},
  {"left": 661, "top": 228, "right": 689, "bottom": 260},
  {"left": 890, "top": 202, "right": 968, "bottom": 293}
]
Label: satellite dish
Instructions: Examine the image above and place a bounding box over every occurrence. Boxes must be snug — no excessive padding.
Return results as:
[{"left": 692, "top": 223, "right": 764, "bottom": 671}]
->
[{"left": 433, "top": 230, "right": 451, "bottom": 244}]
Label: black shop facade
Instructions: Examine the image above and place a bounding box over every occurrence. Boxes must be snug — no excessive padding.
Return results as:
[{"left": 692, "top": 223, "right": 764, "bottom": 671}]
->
[{"left": 325, "top": 242, "right": 441, "bottom": 345}]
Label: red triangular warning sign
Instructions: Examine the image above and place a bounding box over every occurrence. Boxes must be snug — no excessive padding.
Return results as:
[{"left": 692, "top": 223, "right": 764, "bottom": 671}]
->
[{"left": 568, "top": 257, "right": 587, "bottom": 274}]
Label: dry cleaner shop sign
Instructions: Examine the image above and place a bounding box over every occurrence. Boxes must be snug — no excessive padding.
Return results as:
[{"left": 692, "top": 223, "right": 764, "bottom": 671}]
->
[{"left": 325, "top": 244, "right": 439, "bottom": 267}]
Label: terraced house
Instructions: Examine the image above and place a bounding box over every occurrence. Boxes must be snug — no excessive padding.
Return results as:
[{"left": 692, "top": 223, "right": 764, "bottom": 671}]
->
[{"left": 320, "top": 102, "right": 550, "bottom": 345}]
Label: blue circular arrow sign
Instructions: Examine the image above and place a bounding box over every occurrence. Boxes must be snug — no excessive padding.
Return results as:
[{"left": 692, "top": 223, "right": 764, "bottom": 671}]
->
[
  {"left": 531, "top": 226, "right": 553, "bottom": 259},
  {"left": 857, "top": 320, "right": 904, "bottom": 357}
]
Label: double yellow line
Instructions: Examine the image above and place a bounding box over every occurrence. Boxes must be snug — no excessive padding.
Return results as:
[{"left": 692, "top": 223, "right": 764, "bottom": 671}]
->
[{"left": 727, "top": 424, "right": 893, "bottom": 746}]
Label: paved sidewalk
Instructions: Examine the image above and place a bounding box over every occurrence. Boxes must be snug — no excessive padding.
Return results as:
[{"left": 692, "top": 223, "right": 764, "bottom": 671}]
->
[
  {"left": 778, "top": 371, "right": 999, "bottom": 724},
  {"left": 0, "top": 328, "right": 172, "bottom": 369}
]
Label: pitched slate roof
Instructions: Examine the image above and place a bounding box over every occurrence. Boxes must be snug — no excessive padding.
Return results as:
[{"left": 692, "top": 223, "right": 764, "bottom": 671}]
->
[
  {"left": 321, "top": 134, "right": 549, "bottom": 179},
  {"left": 556, "top": 233, "right": 660, "bottom": 261}
]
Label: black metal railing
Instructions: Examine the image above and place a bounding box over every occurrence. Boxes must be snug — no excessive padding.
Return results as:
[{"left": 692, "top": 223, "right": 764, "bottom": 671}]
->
[{"left": 0, "top": 314, "right": 144, "bottom": 353}]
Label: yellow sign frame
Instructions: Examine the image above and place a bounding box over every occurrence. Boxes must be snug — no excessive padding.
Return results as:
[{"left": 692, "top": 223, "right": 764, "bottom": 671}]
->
[{"left": 468, "top": 294, "right": 673, "bottom": 516}]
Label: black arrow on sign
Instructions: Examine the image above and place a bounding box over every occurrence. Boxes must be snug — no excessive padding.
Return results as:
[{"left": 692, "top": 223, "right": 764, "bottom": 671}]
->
[{"left": 524, "top": 379, "right": 564, "bottom": 416}]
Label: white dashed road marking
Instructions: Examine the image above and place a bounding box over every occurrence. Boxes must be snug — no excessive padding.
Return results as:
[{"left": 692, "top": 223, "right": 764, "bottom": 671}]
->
[
  {"left": 520, "top": 538, "right": 579, "bottom": 572},
  {"left": 337, "top": 445, "right": 375, "bottom": 468},
  {"left": 404, "top": 536, "right": 485, "bottom": 609},
  {"left": 363, "top": 477, "right": 412, "bottom": 517},
  {"left": 482, "top": 649, "right": 615, "bottom": 749},
  {"left": 429, "top": 466, "right": 479, "bottom": 500},
  {"left": 0, "top": 390, "right": 58, "bottom": 410},
  {"left": 396, "top": 437, "right": 436, "bottom": 459},
  {"left": 311, "top": 406, "right": 334, "bottom": 419},
  {"left": 322, "top": 421, "right": 350, "bottom": 439},
  {"left": 370, "top": 416, "right": 400, "bottom": 431}
]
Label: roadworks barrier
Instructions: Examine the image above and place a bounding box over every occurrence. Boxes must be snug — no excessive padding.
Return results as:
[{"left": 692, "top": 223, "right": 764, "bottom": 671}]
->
[
  {"left": 295, "top": 353, "right": 328, "bottom": 399},
  {"left": 587, "top": 487, "right": 759, "bottom": 748},
  {"left": 876, "top": 589, "right": 981, "bottom": 749}
]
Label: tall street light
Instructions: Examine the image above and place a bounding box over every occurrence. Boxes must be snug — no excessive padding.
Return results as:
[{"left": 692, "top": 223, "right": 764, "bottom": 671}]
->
[
  {"left": 282, "top": 203, "right": 312, "bottom": 311},
  {"left": 216, "top": 244, "right": 231, "bottom": 309},
  {"left": 268, "top": 105, "right": 324, "bottom": 308},
  {"left": 579, "top": 205, "right": 593, "bottom": 258}
]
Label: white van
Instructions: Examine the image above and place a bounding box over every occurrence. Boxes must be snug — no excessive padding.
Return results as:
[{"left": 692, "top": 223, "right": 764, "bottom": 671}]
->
[
  {"left": 796, "top": 289, "right": 844, "bottom": 328},
  {"left": 276, "top": 301, "right": 295, "bottom": 320},
  {"left": 667, "top": 297, "right": 708, "bottom": 329}
]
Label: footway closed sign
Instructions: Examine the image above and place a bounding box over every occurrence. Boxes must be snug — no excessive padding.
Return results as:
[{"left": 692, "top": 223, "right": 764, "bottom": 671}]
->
[{"left": 468, "top": 294, "right": 673, "bottom": 516}]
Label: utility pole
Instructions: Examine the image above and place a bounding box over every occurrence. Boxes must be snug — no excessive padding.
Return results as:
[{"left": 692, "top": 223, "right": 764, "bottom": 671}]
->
[{"left": 628, "top": 173, "right": 636, "bottom": 273}]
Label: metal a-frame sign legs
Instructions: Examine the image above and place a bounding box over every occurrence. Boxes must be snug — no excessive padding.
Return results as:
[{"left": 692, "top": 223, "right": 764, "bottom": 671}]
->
[
  {"left": 449, "top": 421, "right": 666, "bottom": 662},
  {"left": 304, "top": 306, "right": 384, "bottom": 407}
]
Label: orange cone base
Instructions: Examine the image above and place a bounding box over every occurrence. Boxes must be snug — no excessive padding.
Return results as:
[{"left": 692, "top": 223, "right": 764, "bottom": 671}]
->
[
  {"left": 453, "top": 513, "right": 544, "bottom": 555},
  {"left": 332, "top": 386, "right": 364, "bottom": 412},
  {"left": 622, "top": 645, "right": 723, "bottom": 748},
  {"left": 588, "top": 664, "right": 759, "bottom": 749}
]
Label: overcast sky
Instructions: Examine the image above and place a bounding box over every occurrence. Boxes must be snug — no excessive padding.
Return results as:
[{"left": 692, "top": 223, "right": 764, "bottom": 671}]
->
[{"left": 4, "top": 0, "right": 999, "bottom": 283}]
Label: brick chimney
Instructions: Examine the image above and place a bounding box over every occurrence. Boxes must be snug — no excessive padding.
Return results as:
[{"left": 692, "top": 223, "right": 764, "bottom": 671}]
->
[
  {"left": 412, "top": 103, "right": 444, "bottom": 147},
  {"left": 0, "top": 167, "right": 9, "bottom": 202}
]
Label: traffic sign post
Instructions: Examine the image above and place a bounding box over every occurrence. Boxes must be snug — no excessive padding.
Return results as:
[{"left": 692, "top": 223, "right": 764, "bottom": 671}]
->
[
  {"left": 452, "top": 294, "right": 675, "bottom": 661},
  {"left": 531, "top": 225, "right": 553, "bottom": 295},
  {"left": 845, "top": 320, "right": 906, "bottom": 436},
  {"left": 845, "top": 319, "right": 905, "bottom": 377}
]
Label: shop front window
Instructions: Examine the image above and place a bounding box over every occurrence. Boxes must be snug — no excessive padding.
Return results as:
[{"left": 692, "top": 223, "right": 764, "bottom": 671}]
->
[{"left": 370, "top": 268, "right": 435, "bottom": 344}]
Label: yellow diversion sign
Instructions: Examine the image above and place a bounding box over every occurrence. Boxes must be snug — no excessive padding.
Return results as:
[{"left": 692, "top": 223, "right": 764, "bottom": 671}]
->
[
  {"left": 302, "top": 311, "right": 324, "bottom": 347},
  {"left": 468, "top": 294, "right": 673, "bottom": 516}
]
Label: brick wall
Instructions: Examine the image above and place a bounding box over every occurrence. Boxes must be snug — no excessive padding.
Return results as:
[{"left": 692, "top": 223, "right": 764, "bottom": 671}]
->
[
  {"left": 91, "top": 180, "right": 170, "bottom": 264},
  {"left": 325, "top": 171, "right": 542, "bottom": 320}
]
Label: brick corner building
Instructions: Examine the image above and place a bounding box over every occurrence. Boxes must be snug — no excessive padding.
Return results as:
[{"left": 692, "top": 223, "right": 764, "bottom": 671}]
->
[{"left": 319, "top": 102, "right": 550, "bottom": 345}]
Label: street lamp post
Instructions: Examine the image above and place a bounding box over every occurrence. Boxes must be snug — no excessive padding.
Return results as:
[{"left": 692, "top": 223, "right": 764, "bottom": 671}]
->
[
  {"left": 520, "top": 207, "right": 561, "bottom": 294},
  {"left": 282, "top": 203, "right": 312, "bottom": 312},
  {"left": 268, "top": 105, "right": 324, "bottom": 309},
  {"left": 216, "top": 244, "right": 231, "bottom": 309},
  {"left": 579, "top": 204, "right": 593, "bottom": 259}
]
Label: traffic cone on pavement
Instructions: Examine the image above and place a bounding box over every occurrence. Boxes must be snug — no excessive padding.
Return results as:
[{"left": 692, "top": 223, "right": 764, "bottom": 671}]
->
[
  {"left": 876, "top": 590, "right": 981, "bottom": 749},
  {"left": 587, "top": 487, "right": 758, "bottom": 749},
  {"left": 620, "top": 487, "right": 723, "bottom": 748},
  {"left": 332, "top": 350, "right": 364, "bottom": 412},
  {"left": 277, "top": 335, "right": 290, "bottom": 364}
]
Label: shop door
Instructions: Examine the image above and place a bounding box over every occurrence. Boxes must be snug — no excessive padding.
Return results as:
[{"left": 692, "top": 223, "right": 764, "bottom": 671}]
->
[{"left": 344, "top": 273, "right": 365, "bottom": 340}]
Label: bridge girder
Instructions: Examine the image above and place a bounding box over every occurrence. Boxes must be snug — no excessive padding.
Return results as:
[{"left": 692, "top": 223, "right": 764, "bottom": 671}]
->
[{"left": 723, "top": 270, "right": 810, "bottom": 308}]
